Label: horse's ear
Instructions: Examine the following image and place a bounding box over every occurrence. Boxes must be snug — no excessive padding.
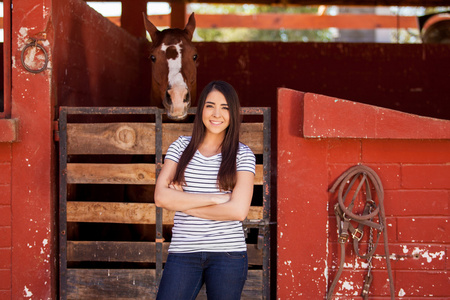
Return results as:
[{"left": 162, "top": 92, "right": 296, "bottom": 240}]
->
[
  {"left": 143, "top": 12, "right": 160, "bottom": 42},
  {"left": 184, "top": 13, "right": 196, "bottom": 41}
]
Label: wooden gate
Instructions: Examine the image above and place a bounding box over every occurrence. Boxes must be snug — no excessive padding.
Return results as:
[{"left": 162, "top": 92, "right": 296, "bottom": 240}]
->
[{"left": 58, "top": 106, "right": 272, "bottom": 299}]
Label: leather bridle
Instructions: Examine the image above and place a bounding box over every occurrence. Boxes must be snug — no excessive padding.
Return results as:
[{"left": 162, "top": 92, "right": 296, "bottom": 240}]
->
[{"left": 327, "top": 165, "right": 395, "bottom": 300}]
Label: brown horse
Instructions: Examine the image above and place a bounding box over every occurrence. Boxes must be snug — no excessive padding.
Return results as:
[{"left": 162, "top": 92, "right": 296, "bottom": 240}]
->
[{"left": 143, "top": 13, "right": 198, "bottom": 120}]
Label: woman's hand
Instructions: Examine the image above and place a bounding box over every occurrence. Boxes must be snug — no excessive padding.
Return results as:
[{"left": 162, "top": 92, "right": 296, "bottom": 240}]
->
[{"left": 211, "top": 193, "right": 231, "bottom": 205}]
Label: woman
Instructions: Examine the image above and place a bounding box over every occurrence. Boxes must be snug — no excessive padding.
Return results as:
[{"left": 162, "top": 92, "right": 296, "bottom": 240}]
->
[{"left": 155, "top": 80, "right": 256, "bottom": 300}]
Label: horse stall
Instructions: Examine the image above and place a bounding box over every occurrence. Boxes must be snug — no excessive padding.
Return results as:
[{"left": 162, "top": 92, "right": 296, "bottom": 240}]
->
[{"left": 0, "top": 0, "right": 449, "bottom": 299}]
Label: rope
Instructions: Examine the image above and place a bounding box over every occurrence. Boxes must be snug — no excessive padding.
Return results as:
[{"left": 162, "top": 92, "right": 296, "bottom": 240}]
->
[{"left": 327, "top": 165, "right": 395, "bottom": 300}]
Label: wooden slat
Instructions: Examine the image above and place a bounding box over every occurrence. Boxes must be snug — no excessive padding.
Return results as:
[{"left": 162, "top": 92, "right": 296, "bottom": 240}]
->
[
  {"left": 67, "top": 122, "right": 263, "bottom": 155},
  {"left": 67, "top": 241, "right": 263, "bottom": 265},
  {"left": 118, "top": 14, "right": 420, "bottom": 30},
  {"left": 67, "top": 269, "right": 262, "bottom": 299},
  {"left": 66, "top": 163, "right": 263, "bottom": 185},
  {"left": 67, "top": 202, "right": 264, "bottom": 224},
  {"left": 67, "top": 123, "right": 155, "bottom": 155},
  {"left": 67, "top": 163, "right": 156, "bottom": 184},
  {"left": 67, "top": 269, "right": 157, "bottom": 299}
]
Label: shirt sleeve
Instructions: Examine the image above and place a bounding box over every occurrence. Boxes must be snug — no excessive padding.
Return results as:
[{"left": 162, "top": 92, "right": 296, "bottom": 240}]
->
[
  {"left": 165, "top": 136, "right": 190, "bottom": 163},
  {"left": 236, "top": 143, "right": 256, "bottom": 174}
]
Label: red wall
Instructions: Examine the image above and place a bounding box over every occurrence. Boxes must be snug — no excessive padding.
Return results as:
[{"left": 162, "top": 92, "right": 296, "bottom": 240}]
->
[{"left": 277, "top": 88, "right": 449, "bottom": 298}]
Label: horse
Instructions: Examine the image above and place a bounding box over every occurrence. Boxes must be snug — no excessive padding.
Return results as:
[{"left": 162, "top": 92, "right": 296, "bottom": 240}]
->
[{"left": 143, "top": 13, "right": 198, "bottom": 121}]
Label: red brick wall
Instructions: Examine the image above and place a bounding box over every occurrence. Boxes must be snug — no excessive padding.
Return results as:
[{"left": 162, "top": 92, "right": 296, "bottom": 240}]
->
[
  {"left": 277, "top": 88, "right": 449, "bottom": 298},
  {"left": 0, "top": 144, "right": 11, "bottom": 299}
]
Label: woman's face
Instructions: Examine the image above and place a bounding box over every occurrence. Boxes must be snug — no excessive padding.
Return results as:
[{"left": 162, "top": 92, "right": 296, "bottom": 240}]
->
[{"left": 202, "top": 90, "right": 230, "bottom": 137}]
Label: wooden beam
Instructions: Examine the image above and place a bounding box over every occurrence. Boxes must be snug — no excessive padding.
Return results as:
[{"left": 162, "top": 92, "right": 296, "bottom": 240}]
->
[
  {"left": 66, "top": 202, "right": 264, "bottom": 224},
  {"left": 139, "top": 13, "right": 418, "bottom": 30},
  {"left": 170, "top": 2, "right": 187, "bottom": 29},
  {"left": 67, "top": 163, "right": 264, "bottom": 185},
  {"left": 67, "top": 241, "right": 263, "bottom": 264},
  {"left": 67, "top": 269, "right": 263, "bottom": 299},
  {"left": 67, "top": 122, "right": 263, "bottom": 155},
  {"left": 82, "top": 0, "right": 450, "bottom": 7},
  {"left": 0, "top": 14, "right": 420, "bottom": 31}
]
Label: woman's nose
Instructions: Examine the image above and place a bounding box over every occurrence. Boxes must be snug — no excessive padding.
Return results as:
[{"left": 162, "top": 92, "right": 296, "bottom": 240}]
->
[{"left": 213, "top": 107, "right": 221, "bottom": 117}]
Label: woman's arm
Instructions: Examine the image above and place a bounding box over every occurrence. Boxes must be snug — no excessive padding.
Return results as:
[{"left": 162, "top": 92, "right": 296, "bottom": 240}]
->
[
  {"left": 183, "top": 171, "right": 255, "bottom": 221},
  {"left": 154, "top": 159, "right": 230, "bottom": 211}
]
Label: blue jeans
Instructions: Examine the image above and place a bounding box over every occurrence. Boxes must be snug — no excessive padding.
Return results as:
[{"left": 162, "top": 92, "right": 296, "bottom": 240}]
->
[{"left": 156, "top": 251, "right": 248, "bottom": 300}]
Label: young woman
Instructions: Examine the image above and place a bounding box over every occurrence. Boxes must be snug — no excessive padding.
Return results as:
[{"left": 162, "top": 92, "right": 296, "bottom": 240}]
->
[{"left": 155, "top": 80, "right": 256, "bottom": 300}]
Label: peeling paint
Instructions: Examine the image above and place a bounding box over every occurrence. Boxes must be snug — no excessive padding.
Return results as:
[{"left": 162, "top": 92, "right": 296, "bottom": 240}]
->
[
  {"left": 23, "top": 286, "right": 33, "bottom": 298},
  {"left": 399, "top": 288, "right": 406, "bottom": 297}
]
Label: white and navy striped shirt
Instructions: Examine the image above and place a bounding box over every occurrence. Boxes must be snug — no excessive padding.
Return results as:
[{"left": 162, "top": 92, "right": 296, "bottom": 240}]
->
[{"left": 165, "top": 136, "right": 256, "bottom": 253}]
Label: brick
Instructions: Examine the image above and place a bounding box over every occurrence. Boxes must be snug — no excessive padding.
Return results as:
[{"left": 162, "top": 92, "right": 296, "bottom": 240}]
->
[
  {"left": 402, "top": 164, "right": 450, "bottom": 189},
  {"left": 0, "top": 227, "right": 11, "bottom": 247},
  {"left": 328, "top": 216, "right": 396, "bottom": 245},
  {"left": 329, "top": 163, "right": 401, "bottom": 192},
  {"left": 0, "top": 185, "right": 11, "bottom": 205},
  {"left": 0, "top": 291, "right": 11, "bottom": 299},
  {"left": 327, "top": 139, "right": 361, "bottom": 163},
  {"left": 0, "top": 269, "right": 11, "bottom": 290},
  {"left": 396, "top": 270, "right": 449, "bottom": 297},
  {"left": 0, "top": 144, "right": 11, "bottom": 162},
  {"left": 0, "top": 163, "right": 11, "bottom": 185},
  {"left": 365, "top": 243, "right": 446, "bottom": 271},
  {"left": 384, "top": 190, "right": 449, "bottom": 216},
  {"left": 362, "top": 140, "right": 450, "bottom": 164},
  {"left": 0, "top": 248, "right": 11, "bottom": 269},
  {"left": 0, "top": 207, "right": 11, "bottom": 227},
  {"left": 397, "top": 217, "right": 449, "bottom": 243},
  {"left": 327, "top": 269, "right": 392, "bottom": 297}
]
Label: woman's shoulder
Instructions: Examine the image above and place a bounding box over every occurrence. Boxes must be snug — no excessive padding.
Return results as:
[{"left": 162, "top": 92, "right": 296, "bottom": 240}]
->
[
  {"left": 168, "top": 136, "right": 191, "bottom": 152},
  {"left": 237, "top": 142, "right": 255, "bottom": 156}
]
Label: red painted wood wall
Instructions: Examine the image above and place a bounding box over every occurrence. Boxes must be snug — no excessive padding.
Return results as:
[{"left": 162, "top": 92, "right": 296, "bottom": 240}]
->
[
  {"left": 0, "top": 0, "right": 449, "bottom": 298},
  {"left": 277, "top": 88, "right": 449, "bottom": 298}
]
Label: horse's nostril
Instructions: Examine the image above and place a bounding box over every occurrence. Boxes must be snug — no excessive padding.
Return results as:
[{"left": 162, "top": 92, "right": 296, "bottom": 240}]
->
[
  {"left": 165, "top": 91, "right": 172, "bottom": 105},
  {"left": 184, "top": 92, "right": 190, "bottom": 103}
]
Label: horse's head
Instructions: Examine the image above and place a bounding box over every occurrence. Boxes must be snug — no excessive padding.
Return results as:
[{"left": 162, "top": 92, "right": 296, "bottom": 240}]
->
[{"left": 143, "top": 13, "right": 198, "bottom": 121}]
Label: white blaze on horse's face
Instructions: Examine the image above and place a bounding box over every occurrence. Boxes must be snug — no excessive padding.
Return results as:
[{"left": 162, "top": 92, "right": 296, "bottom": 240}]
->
[{"left": 161, "top": 42, "right": 189, "bottom": 120}]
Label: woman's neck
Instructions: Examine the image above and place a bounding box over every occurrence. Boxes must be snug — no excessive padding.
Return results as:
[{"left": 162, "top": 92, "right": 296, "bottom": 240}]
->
[{"left": 198, "top": 133, "right": 224, "bottom": 156}]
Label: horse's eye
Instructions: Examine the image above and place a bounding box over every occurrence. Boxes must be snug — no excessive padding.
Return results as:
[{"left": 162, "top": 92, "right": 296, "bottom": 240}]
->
[
  {"left": 193, "top": 54, "right": 198, "bottom": 61},
  {"left": 150, "top": 55, "right": 156, "bottom": 62}
]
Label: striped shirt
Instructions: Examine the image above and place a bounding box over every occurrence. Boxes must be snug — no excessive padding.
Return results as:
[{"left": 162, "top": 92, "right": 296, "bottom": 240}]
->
[{"left": 165, "top": 136, "right": 256, "bottom": 253}]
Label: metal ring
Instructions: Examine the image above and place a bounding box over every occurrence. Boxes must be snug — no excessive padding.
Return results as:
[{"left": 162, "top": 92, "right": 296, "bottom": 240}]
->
[{"left": 21, "top": 40, "right": 49, "bottom": 74}]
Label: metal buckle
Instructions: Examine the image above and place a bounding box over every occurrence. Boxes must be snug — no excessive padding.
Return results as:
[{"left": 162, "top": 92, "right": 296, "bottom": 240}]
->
[
  {"left": 352, "top": 229, "right": 364, "bottom": 241},
  {"left": 338, "top": 233, "right": 348, "bottom": 244}
]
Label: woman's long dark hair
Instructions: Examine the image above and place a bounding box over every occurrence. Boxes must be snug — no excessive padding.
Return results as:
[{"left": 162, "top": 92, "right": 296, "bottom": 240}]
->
[{"left": 172, "top": 80, "right": 241, "bottom": 191}]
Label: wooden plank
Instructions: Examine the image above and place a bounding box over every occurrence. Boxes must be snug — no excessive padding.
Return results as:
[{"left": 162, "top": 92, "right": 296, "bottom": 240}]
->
[
  {"left": 67, "top": 123, "right": 263, "bottom": 155},
  {"left": 67, "top": 269, "right": 262, "bottom": 299},
  {"left": 66, "top": 163, "right": 263, "bottom": 185},
  {"left": 136, "top": 13, "right": 419, "bottom": 29},
  {"left": 67, "top": 163, "right": 156, "bottom": 184},
  {"left": 67, "top": 202, "right": 264, "bottom": 224},
  {"left": 67, "top": 269, "right": 157, "bottom": 299},
  {"left": 67, "top": 241, "right": 263, "bottom": 265},
  {"left": 67, "top": 123, "right": 155, "bottom": 155}
]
